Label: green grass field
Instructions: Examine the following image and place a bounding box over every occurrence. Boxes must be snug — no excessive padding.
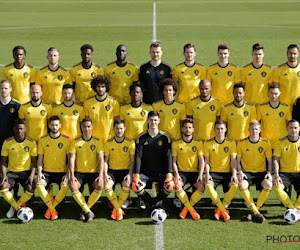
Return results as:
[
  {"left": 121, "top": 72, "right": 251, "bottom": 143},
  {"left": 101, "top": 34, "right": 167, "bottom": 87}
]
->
[{"left": 1, "top": 0, "right": 300, "bottom": 249}]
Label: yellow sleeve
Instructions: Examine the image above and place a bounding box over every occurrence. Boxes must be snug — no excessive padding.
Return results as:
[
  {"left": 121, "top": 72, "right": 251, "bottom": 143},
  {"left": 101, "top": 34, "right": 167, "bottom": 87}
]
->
[
  {"left": 113, "top": 100, "right": 120, "bottom": 117},
  {"left": 186, "top": 101, "right": 193, "bottom": 116},
  {"left": 97, "top": 67, "right": 104, "bottom": 76},
  {"left": 171, "top": 142, "right": 178, "bottom": 157},
  {"left": 250, "top": 105, "right": 257, "bottom": 120},
  {"left": 237, "top": 141, "right": 242, "bottom": 158},
  {"left": 18, "top": 105, "right": 25, "bottom": 119},
  {"left": 1, "top": 67, "right": 7, "bottom": 80},
  {"left": 97, "top": 139, "right": 104, "bottom": 153},
  {"left": 104, "top": 142, "right": 110, "bottom": 156},
  {"left": 206, "top": 67, "right": 212, "bottom": 82},
  {"left": 216, "top": 102, "right": 222, "bottom": 117},
  {"left": 46, "top": 105, "right": 53, "bottom": 118},
  {"left": 120, "top": 106, "right": 125, "bottom": 120},
  {"left": 234, "top": 67, "right": 241, "bottom": 83},
  {"left": 37, "top": 139, "right": 44, "bottom": 155},
  {"left": 172, "top": 67, "right": 179, "bottom": 83},
  {"left": 180, "top": 105, "right": 186, "bottom": 120},
  {"left": 200, "top": 66, "right": 206, "bottom": 80},
  {"left": 36, "top": 70, "right": 42, "bottom": 85},
  {"left": 64, "top": 71, "right": 72, "bottom": 85},
  {"left": 198, "top": 141, "right": 204, "bottom": 156},
  {"left": 31, "top": 141, "right": 38, "bottom": 157},
  {"left": 69, "top": 140, "right": 76, "bottom": 154},
  {"left": 129, "top": 140, "right": 135, "bottom": 154},
  {"left": 273, "top": 140, "right": 281, "bottom": 158},
  {"left": 268, "top": 68, "right": 273, "bottom": 84},
  {"left": 203, "top": 142, "right": 209, "bottom": 157},
  {"left": 1, "top": 141, "right": 9, "bottom": 157},
  {"left": 220, "top": 107, "right": 228, "bottom": 122},
  {"left": 273, "top": 67, "right": 280, "bottom": 83},
  {"left": 104, "top": 66, "right": 110, "bottom": 76},
  {"left": 30, "top": 68, "right": 37, "bottom": 83},
  {"left": 256, "top": 106, "right": 262, "bottom": 121},
  {"left": 133, "top": 66, "right": 139, "bottom": 82},
  {"left": 265, "top": 141, "right": 272, "bottom": 158},
  {"left": 83, "top": 102, "right": 89, "bottom": 117},
  {"left": 286, "top": 108, "right": 292, "bottom": 121},
  {"left": 240, "top": 67, "right": 246, "bottom": 83},
  {"left": 69, "top": 67, "right": 76, "bottom": 83},
  {"left": 230, "top": 141, "right": 237, "bottom": 156}
]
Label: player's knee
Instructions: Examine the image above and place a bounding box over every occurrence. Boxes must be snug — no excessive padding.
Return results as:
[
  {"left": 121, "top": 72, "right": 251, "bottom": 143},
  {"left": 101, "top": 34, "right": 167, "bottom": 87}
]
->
[
  {"left": 175, "top": 180, "right": 183, "bottom": 190},
  {"left": 194, "top": 181, "right": 205, "bottom": 192},
  {"left": 69, "top": 181, "right": 80, "bottom": 192},
  {"left": 92, "top": 181, "right": 102, "bottom": 191},
  {"left": 0, "top": 182, "right": 10, "bottom": 190},
  {"left": 121, "top": 180, "right": 129, "bottom": 188},
  {"left": 25, "top": 184, "right": 34, "bottom": 193},
  {"left": 239, "top": 180, "right": 248, "bottom": 189},
  {"left": 37, "top": 179, "right": 47, "bottom": 187},
  {"left": 261, "top": 179, "right": 272, "bottom": 189},
  {"left": 229, "top": 182, "right": 238, "bottom": 189}
]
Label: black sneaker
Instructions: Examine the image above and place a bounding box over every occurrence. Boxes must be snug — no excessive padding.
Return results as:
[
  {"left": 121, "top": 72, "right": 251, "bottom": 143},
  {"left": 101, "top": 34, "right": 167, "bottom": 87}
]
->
[
  {"left": 254, "top": 212, "right": 266, "bottom": 223},
  {"left": 80, "top": 211, "right": 85, "bottom": 221},
  {"left": 85, "top": 211, "right": 94, "bottom": 222}
]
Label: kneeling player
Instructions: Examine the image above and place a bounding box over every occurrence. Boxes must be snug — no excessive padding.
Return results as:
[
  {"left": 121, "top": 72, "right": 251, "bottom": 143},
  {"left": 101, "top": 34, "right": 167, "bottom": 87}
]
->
[
  {"left": 0, "top": 119, "right": 36, "bottom": 218},
  {"left": 238, "top": 120, "right": 272, "bottom": 223},
  {"left": 104, "top": 119, "right": 135, "bottom": 221},
  {"left": 37, "top": 116, "right": 70, "bottom": 220},
  {"left": 204, "top": 119, "right": 238, "bottom": 222},
  {"left": 172, "top": 119, "right": 205, "bottom": 220},
  {"left": 69, "top": 118, "right": 104, "bottom": 222}
]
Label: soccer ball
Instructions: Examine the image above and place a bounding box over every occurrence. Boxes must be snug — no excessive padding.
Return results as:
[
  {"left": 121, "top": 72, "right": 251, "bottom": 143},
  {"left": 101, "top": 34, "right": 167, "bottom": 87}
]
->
[
  {"left": 17, "top": 207, "right": 34, "bottom": 223},
  {"left": 284, "top": 209, "right": 299, "bottom": 224},
  {"left": 151, "top": 208, "right": 167, "bottom": 224}
]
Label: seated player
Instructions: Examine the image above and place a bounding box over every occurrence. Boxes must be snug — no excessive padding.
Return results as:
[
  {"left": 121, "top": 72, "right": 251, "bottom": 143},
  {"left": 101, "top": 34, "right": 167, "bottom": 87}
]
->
[
  {"left": 69, "top": 118, "right": 104, "bottom": 222},
  {"left": 273, "top": 119, "right": 300, "bottom": 210},
  {"left": 104, "top": 119, "right": 135, "bottom": 221},
  {"left": 238, "top": 120, "right": 272, "bottom": 223},
  {"left": 36, "top": 116, "right": 70, "bottom": 220},
  {"left": 0, "top": 119, "right": 37, "bottom": 218},
  {"left": 172, "top": 119, "right": 205, "bottom": 220},
  {"left": 132, "top": 111, "right": 173, "bottom": 216},
  {"left": 204, "top": 119, "right": 238, "bottom": 222}
]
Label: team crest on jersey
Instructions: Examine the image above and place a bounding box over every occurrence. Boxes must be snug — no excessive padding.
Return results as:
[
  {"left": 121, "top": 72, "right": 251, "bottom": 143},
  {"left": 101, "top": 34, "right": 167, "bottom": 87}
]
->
[
  {"left": 160, "top": 70, "right": 164, "bottom": 75},
  {"left": 73, "top": 110, "right": 79, "bottom": 116},
  {"left": 194, "top": 70, "right": 199, "bottom": 76},
  {"left": 172, "top": 108, "right": 178, "bottom": 115},
  {"left": 210, "top": 105, "right": 215, "bottom": 111},
  {"left": 9, "top": 108, "right": 15, "bottom": 113},
  {"left": 158, "top": 140, "right": 163, "bottom": 146},
  {"left": 224, "top": 146, "right": 229, "bottom": 153},
  {"left": 123, "top": 146, "right": 128, "bottom": 152},
  {"left": 258, "top": 147, "right": 263, "bottom": 153},
  {"left": 297, "top": 71, "right": 300, "bottom": 77},
  {"left": 23, "top": 72, "right": 29, "bottom": 78},
  {"left": 90, "top": 144, "right": 96, "bottom": 151},
  {"left": 105, "top": 105, "right": 111, "bottom": 111},
  {"left": 146, "top": 70, "right": 150, "bottom": 74},
  {"left": 279, "top": 111, "right": 284, "bottom": 118},
  {"left": 58, "top": 143, "right": 63, "bottom": 149},
  {"left": 227, "top": 71, "right": 232, "bottom": 77},
  {"left": 40, "top": 110, "right": 46, "bottom": 116},
  {"left": 243, "top": 111, "right": 249, "bottom": 117},
  {"left": 140, "top": 111, "right": 146, "bottom": 117},
  {"left": 24, "top": 146, "right": 30, "bottom": 152},
  {"left": 91, "top": 72, "right": 96, "bottom": 78},
  {"left": 57, "top": 75, "right": 63, "bottom": 80},
  {"left": 261, "top": 71, "right": 267, "bottom": 78},
  {"left": 126, "top": 70, "right": 131, "bottom": 76},
  {"left": 192, "top": 146, "right": 197, "bottom": 152}
]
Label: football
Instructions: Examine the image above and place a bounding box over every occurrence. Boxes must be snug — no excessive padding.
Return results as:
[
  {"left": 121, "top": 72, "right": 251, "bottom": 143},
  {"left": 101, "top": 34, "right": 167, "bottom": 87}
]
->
[
  {"left": 284, "top": 209, "right": 299, "bottom": 224},
  {"left": 151, "top": 208, "right": 167, "bottom": 224},
  {"left": 17, "top": 207, "right": 34, "bottom": 223}
]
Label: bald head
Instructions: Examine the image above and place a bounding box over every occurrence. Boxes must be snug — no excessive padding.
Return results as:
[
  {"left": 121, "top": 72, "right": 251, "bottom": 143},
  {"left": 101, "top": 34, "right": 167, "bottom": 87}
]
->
[
  {"left": 30, "top": 84, "right": 42, "bottom": 102},
  {"left": 199, "top": 79, "right": 212, "bottom": 98}
]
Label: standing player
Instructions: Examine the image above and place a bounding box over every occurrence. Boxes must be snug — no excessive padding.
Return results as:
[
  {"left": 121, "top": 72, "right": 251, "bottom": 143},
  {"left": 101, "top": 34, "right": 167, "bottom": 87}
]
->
[
  {"left": 69, "top": 118, "right": 104, "bottom": 222},
  {"left": 206, "top": 44, "right": 241, "bottom": 105},
  {"left": 1, "top": 46, "right": 36, "bottom": 104},
  {"left": 104, "top": 119, "right": 135, "bottom": 221},
  {"left": 241, "top": 43, "right": 273, "bottom": 105},
  {"left": 84, "top": 75, "right": 119, "bottom": 142},
  {"left": 70, "top": 44, "right": 104, "bottom": 105},
  {"left": 172, "top": 119, "right": 205, "bottom": 220},
  {"left": 36, "top": 116, "right": 70, "bottom": 220},
  {"left": 152, "top": 78, "right": 186, "bottom": 140},
  {"left": 221, "top": 83, "right": 256, "bottom": 141},
  {"left": 139, "top": 42, "right": 172, "bottom": 104},
  {"left": 104, "top": 45, "right": 139, "bottom": 104},
  {"left": 52, "top": 84, "right": 85, "bottom": 140},
  {"left": 172, "top": 44, "right": 206, "bottom": 104},
  {"left": 204, "top": 119, "right": 238, "bottom": 222},
  {"left": 19, "top": 85, "right": 52, "bottom": 142},
  {"left": 36, "top": 47, "right": 71, "bottom": 106},
  {"left": 120, "top": 82, "right": 153, "bottom": 140},
  {"left": 132, "top": 111, "right": 173, "bottom": 216},
  {"left": 0, "top": 119, "right": 37, "bottom": 218},
  {"left": 257, "top": 84, "right": 291, "bottom": 149},
  {"left": 187, "top": 79, "right": 222, "bottom": 141},
  {"left": 273, "top": 44, "right": 300, "bottom": 106},
  {"left": 237, "top": 120, "right": 273, "bottom": 223},
  {"left": 273, "top": 119, "right": 300, "bottom": 210}
]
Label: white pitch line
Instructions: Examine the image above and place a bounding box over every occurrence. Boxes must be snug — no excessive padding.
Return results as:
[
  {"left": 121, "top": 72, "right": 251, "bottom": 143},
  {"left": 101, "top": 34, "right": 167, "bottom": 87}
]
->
[
  {"left": 0, "top": 1, "right": 298, "bottom": 3},
  {"left": 155, "top": 223, "right": 164, "bottom": 250},
  {"left": 153, "top": 2, "right": 157, "bottom": 42}
]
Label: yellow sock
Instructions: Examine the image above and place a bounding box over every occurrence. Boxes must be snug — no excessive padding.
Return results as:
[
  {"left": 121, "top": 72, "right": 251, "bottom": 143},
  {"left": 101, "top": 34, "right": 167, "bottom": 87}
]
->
[
  {"left": 190, "top": 190, "right": 203, "bottom": 206},
  {"left": 294, "top": 195, "right": 300, "bottom": 209},
  {"left": 240, "top": 187, "right": 259, "bottom": 214},
  {"left": 222, "top": 183, "right": 238, "bottom": 207},
  {"left": 52, "top": 183, "right": 68, "bottom": 208},
  {"left": 37, "top": 182, "right": 55, "bottom": 211},
  {"left": 274, "top": 184, "right": 295, "bottom": 209},
  {"left": 105, "top": 186, "right": 120, "bottom": 210},
  {"left": 17, "top": 191, "right": 33, "bottom": 206},
  {"left": 206, "top": 183, "right": 225, "bottom": 211},
  {"left": 256, "top": 187, "right": 271, "bottom": 210},
  {"left": 72, "top": 191, "right": 90, "bottom": 213},
  {"left": 119, "top": 187, "right": 130, "bottom": 207},
  {"left": 0, "top": 189, "right": 20, "bottom": 211},
  {"left": 87, "top": 189, "right": 102, "bottom": 208},
  {"left": 176, "top": 188, "right": 194, "bottom": 212}
]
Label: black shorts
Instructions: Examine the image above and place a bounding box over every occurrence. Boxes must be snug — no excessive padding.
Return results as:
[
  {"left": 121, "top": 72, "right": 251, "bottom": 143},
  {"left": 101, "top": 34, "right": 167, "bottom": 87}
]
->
[
  {"left": 243, "top": 172, "right": 266, "bottom": 191},
  {"left": 75, "top": 172, "right": 99, "bottom": 186},
  {"left": 210, "top": 172, "right": 232, "bottom": 193},
  {"left": 178, "top": 172, "right": 198, "bottom": 186},
  {"left": 108, "top": 169, "right": 128, "bottom": 185},
  {"left": 7, "top": 171, "right": 31, "bottom": 189},
  {"left": 43, "top": 172, "right": 66, "bottom": 188},
  {"left": 279, "top": 172, "right": 300, "bottom": 191},
  {"left": 140, "top": 172, "right": 166, "bottom": 189}
]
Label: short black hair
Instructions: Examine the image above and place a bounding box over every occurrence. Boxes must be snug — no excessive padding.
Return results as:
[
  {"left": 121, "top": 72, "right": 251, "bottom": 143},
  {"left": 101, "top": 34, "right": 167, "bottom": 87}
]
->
[
  {"left": 287, "top": 44, "right": 298, "bottom": 51},
  {"left": 82, "top": 117, "right": 92, "bottom": 124},
  {"left": 13, "top": 46, "right": 26, "bottom": 55},
  {"left": 62, "top": 84, "right": 74, "bottom": 90},
  {"left": 181, "top": 118, "right": 193, "bottom": 127},
  {"left": 148, "top": 110, "right": 159, "bottom": 119},
  {"left": 49, "top": 116, "right": 60, "bottom": 122},
  {"left": 14, "top": 119, "right": 26, "bottom": 127},
  {"left": 114, "top": 119, "right": 125, "bottom": 126},
  {"left": 233, "top": 83, "right": 245, "bottom": 91},
  {"left": 91, "top": 75, "right": 111, "bottom": 92},
  {"left": 80, "top": 44, "right": 94, "bottom": 52},
  {"left": 287, "top": 119, "right": 300, "bottom": 126},
  {"left": 129, "top": 82, "right": 144, "bottom": 94}
]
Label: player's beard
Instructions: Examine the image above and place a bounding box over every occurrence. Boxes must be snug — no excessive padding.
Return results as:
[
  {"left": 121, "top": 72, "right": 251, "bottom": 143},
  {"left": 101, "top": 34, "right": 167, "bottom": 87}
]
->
[{"left": 32, "top": 96, "right": 40, "bottom": 102}]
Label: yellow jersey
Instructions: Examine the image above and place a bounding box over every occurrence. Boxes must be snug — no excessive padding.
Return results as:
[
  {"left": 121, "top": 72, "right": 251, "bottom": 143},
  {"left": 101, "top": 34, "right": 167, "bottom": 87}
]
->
[
  {"left": 237, "top": 137, "right": 272, "bottom": 173},
  {"left": 172, "top": 62, "right": 206, "bottom": 104},
  {"left": 38, "top": 134, "right": 70, "bottom": 172},
  {"left": 206, "top": 63, "right": 241, "bottom": 105},
  {"left": 70, "top": 62, "right": 104, "bottom": 105},
  {"left": 186, "top": 96, "right": 222, "bottom": 140},
  {"left": 1, "top": 63, "right": 36, "bottom": 104},
  {"left": 204, "top": 137, "right": 236, "bottom": 173},
  {"left": 120, "top": 103, "right": 153, "bottom": 140},
  {"left": 1, "top": 136, "right": 37, "bottom": 172},
  {"left": 69, "top": 136, "right": 103, "bottom": 173},
  {"left": 152, "top": 99, "right": 186, "bottom": 140},
  {"left": 104, "top": 61, "right": 139, "bottom": 104}
]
